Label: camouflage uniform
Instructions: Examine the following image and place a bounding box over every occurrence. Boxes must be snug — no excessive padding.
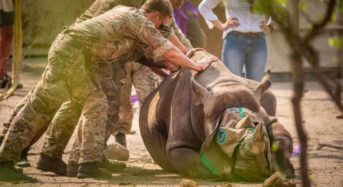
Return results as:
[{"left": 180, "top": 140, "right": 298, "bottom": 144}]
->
[
  {"left": 1, "top": 0, "right": 191, "bottom": 161},
  {"left": 0, "top": 6, "right": 173, "bottom": 164},
  {"left": 0, "top": 0, "right": 130, "bottom": 159},
  {"left": 39, "top": 0, "right": 151, "bottom": 158},
  {"left": 111, "top": 10, "right": 193, "bottom": 136},
  {"left": 67, "top": 21, "right": 179, "bottom": 165},
  {"left": 111, "top": 61, "right": 161, "bottom": 135},
  {"left": 56, "top": 2, "right": 192, "bottom": 165},
  {"left": 57, "top": 6, "right": 173, "bottom": 164},
  {"left": 38, "top": 0, "right": 143, "bottom": 159}
]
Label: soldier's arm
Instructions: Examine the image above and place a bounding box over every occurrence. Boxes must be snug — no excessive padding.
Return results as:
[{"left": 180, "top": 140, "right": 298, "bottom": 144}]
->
[
  {"left": 159, "top": 24, "right": 188, "bottom": 54},
  {"left": 170, "top": 18, "right": 193, "bottom": 50},
  {"left": 128, "top": 13, "right": 208, "bottom": 72},
  {"left": 149, "top": 67, "right": 171, "bottom": 77},
  {"left": 137, "top": 56, "right": 166, "bottom": 68},
  {"left": 162, "top": 46, "right": 209, "bottom": 72},
  {"left": 168, "top": 34, "right": 188, "bottom": 54}
]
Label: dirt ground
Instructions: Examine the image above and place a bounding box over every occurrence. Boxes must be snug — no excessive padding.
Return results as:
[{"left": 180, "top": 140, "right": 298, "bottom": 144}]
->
[{"left": 0, "top": 58, "right": 342, "bottom": 187}]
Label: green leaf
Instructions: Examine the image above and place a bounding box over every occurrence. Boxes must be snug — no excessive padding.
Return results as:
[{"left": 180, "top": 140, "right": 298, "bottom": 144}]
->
[
  {"left": 298, "top": 2, "right": 307, "bottom": 11},
  {"left": 276, "top": 0, "right": 288, "bottom": 6},
  {"left": 328, "top": 37, "right": 343, "bottom": 49}
]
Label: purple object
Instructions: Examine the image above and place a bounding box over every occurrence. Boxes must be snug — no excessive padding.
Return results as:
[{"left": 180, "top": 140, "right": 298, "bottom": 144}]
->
[
  {"left": 174, "top": 0, "right": 200, "bottom": 34},
  {"left": 130, "top": 95, "right": 139, "bottom": 104},
  {"left": 291, "top": 146, "right": 301, "bottom": 157}
]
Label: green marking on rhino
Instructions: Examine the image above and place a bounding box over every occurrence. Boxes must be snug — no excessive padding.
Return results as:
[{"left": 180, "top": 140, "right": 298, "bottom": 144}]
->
[
  {"left": 216, "top": 128, "right": 227, "bottom": 145},
  {"left": 200, "top": 154, "right": 219, "bottom": 175},
  {"left": 239, "top": 107, "right": 244, "bottom": 119}
]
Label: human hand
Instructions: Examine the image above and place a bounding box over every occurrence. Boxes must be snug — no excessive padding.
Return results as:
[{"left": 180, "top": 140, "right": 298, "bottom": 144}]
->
[
  {"left": 223, "top": 17, "right": 239, "bottom": 30},
  {"left": 160, "top": 60, "right": 180, "bottom": 72},
  {"left": 259, "top": 20, "right": 273, "bottom": 33},
  {"left": 195, "top": 56, "right": 218, "bottom": 72}
]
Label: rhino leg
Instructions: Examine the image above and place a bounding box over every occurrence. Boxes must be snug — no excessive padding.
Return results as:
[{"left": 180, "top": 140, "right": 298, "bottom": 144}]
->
[
  {"left": 254, "top": 71, "right": 272, "bottom": 97},
  {"left": 247, "top": 76, "right": 276, "bottom": 116},
  {"left": 267, "top": 122, "right": 295, "bottom": 179},
  {"left": 169, "top": 148, "right": 212, "bottom": 178},
  {"left": 260, "top": 89, "right": 277, "bottom": 116}
]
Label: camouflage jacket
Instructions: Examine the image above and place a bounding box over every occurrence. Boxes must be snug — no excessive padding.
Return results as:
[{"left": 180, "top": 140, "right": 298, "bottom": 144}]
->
[
  {"left": 67, "top": 6, "right": 173, "bottom": 63},
  {"left": 74, "top": 0, "right": 192, "bottom": 50}
]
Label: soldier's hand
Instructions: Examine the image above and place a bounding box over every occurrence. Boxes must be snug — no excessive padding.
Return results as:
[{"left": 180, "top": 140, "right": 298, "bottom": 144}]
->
[{"left": 196, "top": 56, "right": 218, "bottom": 72}]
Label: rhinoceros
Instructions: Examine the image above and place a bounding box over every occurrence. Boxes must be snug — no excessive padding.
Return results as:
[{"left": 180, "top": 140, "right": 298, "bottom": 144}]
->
[{"left": 139, "top": 49, "right": 294, "bottom": 181}]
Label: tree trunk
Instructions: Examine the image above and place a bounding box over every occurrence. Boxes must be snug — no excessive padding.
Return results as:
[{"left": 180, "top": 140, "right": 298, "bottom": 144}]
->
[{"left": 290, "top": 52, "right": 311, "bottom": 187}]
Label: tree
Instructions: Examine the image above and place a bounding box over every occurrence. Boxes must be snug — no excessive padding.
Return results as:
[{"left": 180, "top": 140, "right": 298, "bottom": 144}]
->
[{"left": 251, "top": 0, "right": 342, "bottom": 186}]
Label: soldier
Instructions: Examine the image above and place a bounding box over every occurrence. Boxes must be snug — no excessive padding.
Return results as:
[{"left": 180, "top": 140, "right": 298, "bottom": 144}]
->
[
  {"left": 0, "top": 0, "right": 211, "bottom": 182},
  {"left": 111, "top": 0, "right": 194, "bottom": 148},
  {"left": 38, "top": 0, "right": 190, "bottom": 177},
  {"left": 37, "top": 0, "right": 191, "bottom": 173},
  {"left": 0, "top": 0, "right": 145, "bottom": 170},
  {"left": 0, "top": 0, "right": 192, "bottom": 176}
]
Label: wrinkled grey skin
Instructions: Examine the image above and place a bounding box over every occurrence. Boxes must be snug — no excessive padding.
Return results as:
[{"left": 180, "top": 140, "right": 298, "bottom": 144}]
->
[{"left": 139, "top": 50, "right": 294, "bottom": 180}]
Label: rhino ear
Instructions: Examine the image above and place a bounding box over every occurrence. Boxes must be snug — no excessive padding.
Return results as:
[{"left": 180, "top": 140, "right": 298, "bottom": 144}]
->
[{"left": 192, "top": 78, "right": 211, "bottom": 105}]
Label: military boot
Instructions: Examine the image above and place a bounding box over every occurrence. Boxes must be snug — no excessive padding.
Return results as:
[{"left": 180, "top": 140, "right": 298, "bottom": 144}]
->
[
  {"left": 77, "top": 162, "right": 112, "bottom": 179},
  {"left": 66, "top": 162, "right": 79, "bottom": 177},
  {"left": 17, "top": 147, "right": 31, "bottom": 167},
  {"left": 36, "top": 154, "right": 67, "bottom": 175},
  {"left": 115, "top": 132, "right": 127, "bottom": 147},
  {"left": 0, "top": 161, "right": 37, "bottom": 182},
  {"left": 99, "top": 157, "right": 126, "bottom": 173}
]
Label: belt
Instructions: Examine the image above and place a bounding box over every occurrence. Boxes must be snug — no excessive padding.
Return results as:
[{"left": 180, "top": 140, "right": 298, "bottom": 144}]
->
[{"left": 230, "top": 31, "right": 265, "bottom": 38}]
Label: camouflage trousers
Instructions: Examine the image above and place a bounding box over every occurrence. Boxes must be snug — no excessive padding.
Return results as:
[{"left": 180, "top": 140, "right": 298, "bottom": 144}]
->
[
  {"left": 0, "top": 88, "right": 33, "bottom": 142},
  {"left": 38, "top": 59, "right": 120, "bottom": 161},
  {"left": 113, "top": 61, "right": 161, "bottom": 135},
  {"left": 68, "top": 61, "right": 160, "bottom": 164},
  {"left": 0, "top": 34, "right": 107, "bottom": 163},
  {"left": 0, "top": 87, "right": 86, "bottom": 160}
]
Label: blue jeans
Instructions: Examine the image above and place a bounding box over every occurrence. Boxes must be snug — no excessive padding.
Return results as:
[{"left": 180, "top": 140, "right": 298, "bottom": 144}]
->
[{"left": 222, "top": 31, "right": 267, "bottom": 81}]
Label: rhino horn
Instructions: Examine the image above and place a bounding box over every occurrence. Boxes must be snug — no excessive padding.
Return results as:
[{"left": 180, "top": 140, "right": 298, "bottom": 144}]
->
[{"left": 191, "top": 78, "right": 210, "bottom": 105}]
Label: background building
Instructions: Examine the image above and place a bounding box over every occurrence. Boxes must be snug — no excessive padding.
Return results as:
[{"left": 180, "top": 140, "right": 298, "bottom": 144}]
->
[{"left": 21, "top": 0, "right": 342, "bottom": 80}]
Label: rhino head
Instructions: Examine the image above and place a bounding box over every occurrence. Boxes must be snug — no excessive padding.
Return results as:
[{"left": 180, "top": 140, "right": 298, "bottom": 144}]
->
[{"left": 190, "top": 71, "right": 261, "bottom": 140}]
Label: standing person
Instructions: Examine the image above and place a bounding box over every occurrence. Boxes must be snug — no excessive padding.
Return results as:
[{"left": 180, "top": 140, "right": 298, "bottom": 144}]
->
[
  {"left": 198, "top": 0, "right": 271, "bottom": 81},
  {"left": 0, "top": 0, "right": 13, "bottom": 88},
  {"left": 0, "top": 0, "right": 211, "bottom": 182}
]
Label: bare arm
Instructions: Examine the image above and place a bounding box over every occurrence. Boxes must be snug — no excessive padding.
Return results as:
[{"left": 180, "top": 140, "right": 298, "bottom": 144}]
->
[
  {"left": 168, "top": 34, "right": 188, "bottom": 54},
  {"left": 149, "top": 67, "right": 171, "bottom": 77},
  {"left": 198, "top": 0, "right": 238, "bottom": 31},
  {"left": 163, "top": 46, "right": 210, "bottom": 72},
  {"left": 210, "top": 18, "right": 239, "bottom": 31}
]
